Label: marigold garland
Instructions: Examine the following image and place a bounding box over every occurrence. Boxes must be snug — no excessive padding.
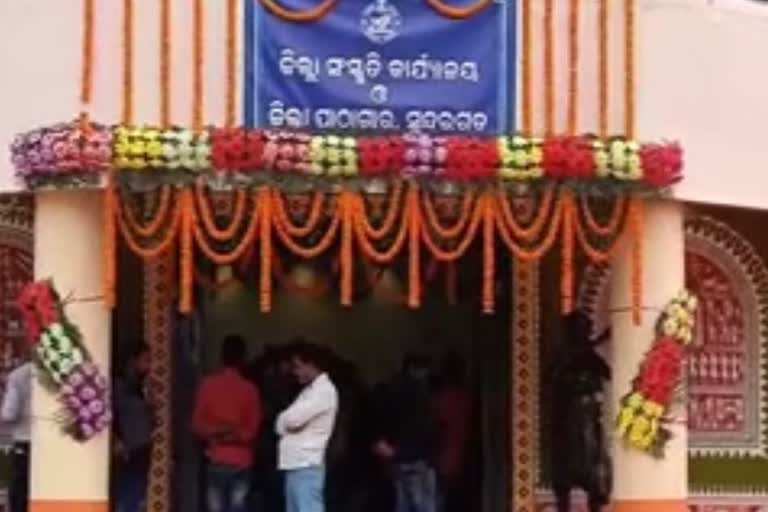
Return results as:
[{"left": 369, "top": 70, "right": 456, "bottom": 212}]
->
[
  {"left": 560, "top": 192, "right": 576, "bottom": 313},
  {"left": 103, "top": 178, "right": 117, "bottom": 308},
  {"left": 340, "top": 192, "right": 354, "bottom": 306},
  {"left": 115, "top": 188, "right": 182, "bottom": 261},
  {"left": 353, "top": 192, "right": 410, "bottom": 265},
  {"left": 420, "top": 194, "right": 484, "bottom": 262},
  {"left": 493, "top": 193, "right": 563, "bottom": 262},
  {"left": 259, "top": 187, "right": 273, "bottom": 313},
  {"left": 272, "top": 199, "right": 342, "bottom": 259},
  {"left": 160, "top": 0, "right": 172, "bottom": 128},
  {"left": 496, "top": 187, "right": 555, "bottom": 242},
  {"left": 121, "top": 0, "right": 134, "bottom": 126},
  {"left": 625, "top": 0, "right": 636, "bottom": 138},
  {"left": 573, "top": 202, "right": 621, "bottom": 263},
  {"left": 543, "top": 0, "right": 555, "bottom": 135},
  {"left": 194, "top": 184, "right": 248, "bottom": 242},
  {"left": 192, "top": 0, "right": 205, "bottom": 132},
  {"left": 120, "top": 186, "right": 173, "bottom": 239},
  {"left": 520, "top": 0, "right": 532, "bottom": 134},
  {"left": 225, "top": 0, "right": 238, "bottom": 128},
  {"left": 407, "top": 186, "right": 422, "bottom": 309},
  {"left": 258, "top": 0, "right": 338, "bottom": 22},
  {"left": 272, "top": 191, "right": 325, "bottom": 238},
  {"left": 567, "top": 0, "right": 580, "bottom": 135},
  {"left": 423, "top": 0, "right": 493, "bottom": 19},
  {"left": 422, "top": 190, "right": 475, "bottom": 240},
  {"left": 360, "top": 181, "right": 404, "bottom": 240},
  {"left": 192, "top": 193, "right": 260, "bottom": 265},
  {"left": 598, "top": 0, "right": 609, "bottom": 137},
  {"left": 482, "top": 196, "right": 495, "bottom": 314},
  {"left": 79, "top": 0, "right": 95, "bottom": 131},
  {"left": 179, "top": 188, "right": 195, "bottom": 313}
]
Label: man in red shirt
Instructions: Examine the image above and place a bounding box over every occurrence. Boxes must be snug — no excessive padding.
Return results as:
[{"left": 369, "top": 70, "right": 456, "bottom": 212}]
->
[{"left": 193, "top": 335, "right": 263, "bottom": 512}]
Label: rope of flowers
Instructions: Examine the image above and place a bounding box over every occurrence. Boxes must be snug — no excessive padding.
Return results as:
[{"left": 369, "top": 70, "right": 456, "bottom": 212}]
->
[
  {"left": 10, "top": 124, "right": 684, "bottom": 189},
  {"left": 79, "top": 0, "right": 94, "bottom": 132},
  {"left": 340, "top": 191, "right": 355, "bottom": 306},
  {"left": 17, "top": 280, "right": 111, "bottom": 441},
  {"left": 492, "top": 192, "right": 564, "bottom": 261},
  {"left": 496, "top": 186, "right": 555, "bottom": 242},
  {"left": 482, "top": 196, "right": 495, "bottom": 313},
  {"left": 616, "top": 290, "right": 697, "bottom": 457},
  {"left": 225, "top": 0, "right": 237, "bottom": 128},
  {"left": 422, "top": 189, "right": 476, "bottom": 240},
  {"left": 272, "top": 197, "right": 342, "bottom": 259},
  {"left": 194, "top": 183, "right": 249, "bottom": 242},
  {"left": 258, "top": 0, "right": 338, "bottom": 22},
  {"left": 408, "top": 190, "right": 421, "bottom": 308},
  {"left": 419, "top": 193, "right": 485, "bottom": 262},
  {"left": 103, "top": 177, "right": 117, "bottom": 308},
  {"left": 192, "top": 0, "right": 205, "bottom": 132},
  {"left": 423, "top": 0, "right": 493, "bottom": 19},
  {"left": 544, "top": 0, "right": 555, "bottom": 135},
  {"left": 120, "top": 186, "right": 174, "bottom": 238},
  {"left": 629, "top": 198, "right": 644, "bottom": 324},
  {"left": 572, "top": 200, "right": 622, "bottom": 263},
  {"left": 114, "top": 185, "right": 182, "bottom": 260},
  {"left": 579, "top": 195, "right": 626, "bottom": 237},
  {"left": 192, "top": 193, "right": 261, "bottom": 265},
  {"left": 179, "top": 188, "right": 195, "bottom": 313},
  {"left": 258, "top": 187, "right": 273, "bottom": 313},
  {"left": 598, "top": 0, "right": 609, "bottom": 137},
  {"left": 359, "top": 181, "right": 404, "bottom": 240},
  {"left": 353, "top": 191, "right": 410, "bottom": 264},
  {"left": 271, "top": 190, "right": 326, "bottom": 238},
  {"left": 560, "top": 192, "right": 576, "bottom": 312},
  {"left": 567, "top": 0, "right": 580, "bottom": 135},
  {"left": 121, "top": 0, "right": 134, "bottom": 126}
]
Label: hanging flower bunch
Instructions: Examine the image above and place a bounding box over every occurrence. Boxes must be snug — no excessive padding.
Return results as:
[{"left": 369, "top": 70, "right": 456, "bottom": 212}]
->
[
  {"left": 542, "top": 136, "right": 595, "bottom": 179},
  {"left": 616, "top": 289, "right": 698, "bottom": 457},
  {"left": 497, "top": 135, "right": 543, "bottom": 180},
  {"left": 402, "top": 133, "right": 447, "bottom": 177},
  {"left": 12, "top": 122, "right": 686, "bottom": 189},
  {"left": 261, "top": 131, "right": 312, "bottom": 173},
  {"left": 10, "top": 121, "right": 112, "bottom": 182},
  {"left": 309, "top": 135, "right": 358, "bottom": 176},
  {"left": 113, "top": 126, "right": 210, "bottom": 172},
  {"left": 210, "top": 127, "right": 265, "bottom": 171},
  {"left": 444, "top": 136, "right": 498, "bottom": 180},
  {"left": 358, "top": 136, "right": 406, "bottom": 176},
  {"left": 16, "top": 280, "right": 111, "bottom": 442},
  {"left": 640, "top": 143, "right": 683, "bottom": 187},
  {"left": 594, "top": 137, "right": 642, "bottom": 181}
]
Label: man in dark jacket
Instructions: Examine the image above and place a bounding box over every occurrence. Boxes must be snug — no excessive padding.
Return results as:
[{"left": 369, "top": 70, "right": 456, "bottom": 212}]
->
[{"left": 372, "top": 354, "right": 437, "bottom": 512}]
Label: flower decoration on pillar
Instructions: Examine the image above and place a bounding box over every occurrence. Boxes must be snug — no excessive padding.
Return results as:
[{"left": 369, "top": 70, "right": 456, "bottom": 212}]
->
[
  {"left": 616, "top": 289, "right": 698, "bottom": 457},
  {"left": 17, "top": 280, "right": 111, "bottom": 442}
]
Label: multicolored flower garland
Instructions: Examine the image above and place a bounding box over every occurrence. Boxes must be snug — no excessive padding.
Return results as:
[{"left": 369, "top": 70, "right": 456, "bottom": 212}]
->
[
  {"left": 616, "top": 289, "right": 698, "bottom": 457},
  {"left": 10, "top": 121, "right": 684, "bottom": 190},
  {"left": 17, "top": 280, "right": 111, "bottom": 442}
]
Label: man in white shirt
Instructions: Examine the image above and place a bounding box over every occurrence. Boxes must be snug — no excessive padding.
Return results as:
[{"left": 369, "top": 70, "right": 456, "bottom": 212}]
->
[
  {"left": 276, "top": 342, "right": 338, "bottom": 512},
  {"left": 1, "top": 360, "right": 32, "bottom": 512}
]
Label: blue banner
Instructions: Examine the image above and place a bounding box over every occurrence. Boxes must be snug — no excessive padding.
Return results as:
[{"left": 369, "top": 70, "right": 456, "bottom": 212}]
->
[{"left": 245, "top": 0, "right": 516, "bottom": 134}]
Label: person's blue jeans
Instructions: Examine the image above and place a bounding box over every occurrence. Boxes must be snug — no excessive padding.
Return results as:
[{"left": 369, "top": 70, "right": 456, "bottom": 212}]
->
[
  {"left": 115, "top": 468, "right": 147, "bottom": 512},
  {"left": 206, "top": 464, "right": 250, "bottom": 512},
  {"left": 284, "top": 466, "right": 325, "bottom": 512},
  {"left": 395, "top": 461, "right": 437, "bottom": 512}
]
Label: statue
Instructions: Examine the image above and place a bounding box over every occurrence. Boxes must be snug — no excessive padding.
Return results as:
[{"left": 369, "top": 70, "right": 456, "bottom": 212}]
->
[{"left": 549, "top": 310, "right": 612, "bottom": 512}]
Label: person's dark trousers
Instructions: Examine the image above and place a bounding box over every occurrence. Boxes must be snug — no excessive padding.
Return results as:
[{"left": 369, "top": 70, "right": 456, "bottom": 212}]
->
[
  {"left": 206, "top": 464, "right": 250, "bottom": 512},
  {"left": 116, "top": 451, "right": 150, "bottom": 512},
  {"left": 9, "top": 442, "right": 29, "bottom": 512}
]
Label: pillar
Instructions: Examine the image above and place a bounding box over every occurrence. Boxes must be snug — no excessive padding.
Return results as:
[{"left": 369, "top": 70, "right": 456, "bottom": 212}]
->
[
  {"left": 31, "top": 190, "right": 110, "bottom": 512},
  {"left": 609, "top": 200, "right": 687, "bottom": 512}
]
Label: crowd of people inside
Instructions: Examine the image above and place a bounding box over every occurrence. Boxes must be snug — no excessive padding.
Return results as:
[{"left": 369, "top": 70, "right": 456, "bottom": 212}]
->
[{"left": 112, "top": 336, "right": 475, "bottom": 512}]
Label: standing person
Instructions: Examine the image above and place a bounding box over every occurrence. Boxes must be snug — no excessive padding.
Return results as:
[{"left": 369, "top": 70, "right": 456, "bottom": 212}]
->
[
  {"left": 276, "top": 341, "right": 338, "bottom": 512},
  {"left": 193, "top": 335, "right": 263, "bottom": 512},
  {"left": 432, "top": 354, "right": 471, "bottom": 512},
  {"left": 1, "top": 357, "right": 31, "bottom": 512},
  {"left": 372, "top": 354, "right": 437, "bottom": 512},
  {"left": 113, "top": 342, "right": 154, "bottom": 512}
]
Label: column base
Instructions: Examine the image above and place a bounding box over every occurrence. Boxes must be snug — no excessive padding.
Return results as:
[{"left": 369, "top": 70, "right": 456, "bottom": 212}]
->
[
  {"left": 30, "top": 499, "right": 108, "bottom": 512},
  {"left": 612, "top": 499, "right": 688, "bottom": 512}
]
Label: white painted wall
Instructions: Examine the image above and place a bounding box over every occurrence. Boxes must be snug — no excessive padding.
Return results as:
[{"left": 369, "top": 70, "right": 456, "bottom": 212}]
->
[{"left": 0, "top": 0, "right": 766, "bottom": 212}]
